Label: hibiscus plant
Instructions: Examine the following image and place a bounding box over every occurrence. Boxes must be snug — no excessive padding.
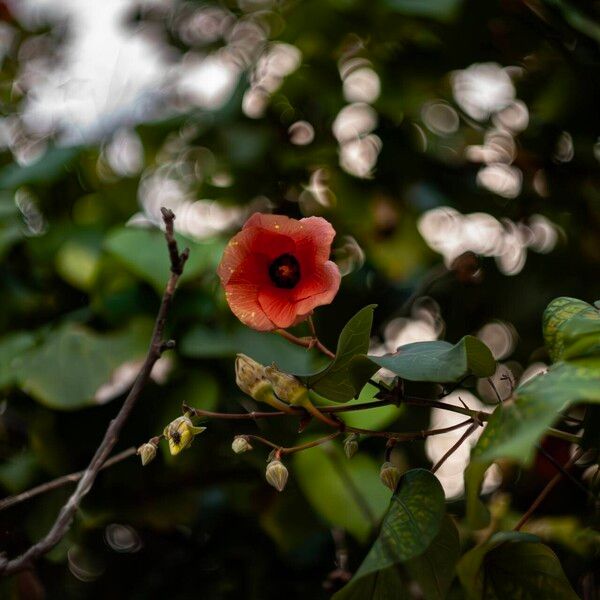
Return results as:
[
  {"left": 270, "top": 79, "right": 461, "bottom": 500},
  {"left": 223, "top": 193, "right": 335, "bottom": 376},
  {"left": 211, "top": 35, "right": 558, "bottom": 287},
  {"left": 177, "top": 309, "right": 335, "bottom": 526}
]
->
[{"left": 4, "top": 208, "right": 597, "bottom": 598}]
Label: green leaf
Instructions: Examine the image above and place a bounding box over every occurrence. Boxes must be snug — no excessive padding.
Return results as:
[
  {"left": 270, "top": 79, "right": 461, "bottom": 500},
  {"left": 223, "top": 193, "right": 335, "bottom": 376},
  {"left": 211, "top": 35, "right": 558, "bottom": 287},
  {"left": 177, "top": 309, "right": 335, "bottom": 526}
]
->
[
  {"left": 293, "top": 436, "right": 389, "bottom": 542},
  {"left": 333, "top": 566, "right": 409, "bottom": 600},
  {"left": 383, "top": 0, "right": 463, "bottom": 22},
  {"left": 105, "top": 226, "right": 224, "bottom": 292},
  {"left": 0, "top": 451, "right": 40, "bottom": 494},
  {"left": 0, "top": 332, "right": 36, "bottom": 388},
  {"left": 405, "top": 515, "right": 460, "bottom": 600},
  {"left": 334, "top": 469, "right": 446, "bottom": 598},
  {"left": 360, "top": 336, "right": 495, "bottom": 384},
  {"left": 318, "top": 382, "right": 403, "bottom": 431},
  {"left": 16, "top": 319, "right": 153, "bottom": 410},
  {"left": 543, "top": 297, "right": 600, "bottom": 361},
  {"left": 0, "top": 145, "right": 83, "bottom": 189},
  {"left": 180, "top": 324, "right": 319, "bottom": 374},
  {"left": 304, "top": 305, "right": 378, "bottom": 402},
  {"left": 457, "top": 533, "right": 578, "bottom": 600},
  {"left": 465, "top": 358, "right": 600, "bottom": 527}
]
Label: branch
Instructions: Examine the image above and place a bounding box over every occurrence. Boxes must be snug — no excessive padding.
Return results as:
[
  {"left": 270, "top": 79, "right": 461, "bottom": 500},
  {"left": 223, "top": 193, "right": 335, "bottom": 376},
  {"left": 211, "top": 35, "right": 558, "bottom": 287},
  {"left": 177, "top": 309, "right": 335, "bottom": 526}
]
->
[
  {"left": 514, "top": 447, "right": 584, "bottom": 531},
  {"left": 0, "top": 448, "right": 136, "bottom": 512},
  {"left": 430, "top": 421, "right": 479, "bottom": 474},
  {"left": 0, "top": 208, "right": 188, "bottom": 577}
]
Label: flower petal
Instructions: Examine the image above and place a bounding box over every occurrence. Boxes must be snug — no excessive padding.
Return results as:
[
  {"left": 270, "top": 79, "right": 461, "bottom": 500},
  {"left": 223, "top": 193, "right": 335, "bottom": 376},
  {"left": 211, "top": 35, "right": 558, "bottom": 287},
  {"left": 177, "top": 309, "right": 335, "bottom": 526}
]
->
[
  {"left": 226, "top": 282, "right": 275, "bottom": 331},
  {"left": 257, "top": 288, "right": 299, "bottom": 329},
  {"left": 294, "top": 261, "right": 341, "bottom": 314}
]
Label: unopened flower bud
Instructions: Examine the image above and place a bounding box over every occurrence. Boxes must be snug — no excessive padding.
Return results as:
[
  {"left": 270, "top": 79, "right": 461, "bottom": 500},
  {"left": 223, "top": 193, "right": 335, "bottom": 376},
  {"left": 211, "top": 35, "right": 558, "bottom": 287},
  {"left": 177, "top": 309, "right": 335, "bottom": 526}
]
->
[
  {"left": 163, "top": 416, "right": 206, "bottom": 456},
  {"left": 235, "top": 354, "right": 294, "bottom": 412},
  {"left": 137, "top": 441, "right": 157, "bottom": 466},
  {"left": 264, "top": 364, "right": 308, "bottom": 406},
  {"left": 344, "top": 434, "right": 359, "bottom": 459},
  {"left": 232, "top": 436, "right": 253, "bottom": 454},
  {"left": 265, "top": 459, "right": 289, "bottom": 492},
  {"left": 380, "top": 461, "right": 401, "bottom": 491}
]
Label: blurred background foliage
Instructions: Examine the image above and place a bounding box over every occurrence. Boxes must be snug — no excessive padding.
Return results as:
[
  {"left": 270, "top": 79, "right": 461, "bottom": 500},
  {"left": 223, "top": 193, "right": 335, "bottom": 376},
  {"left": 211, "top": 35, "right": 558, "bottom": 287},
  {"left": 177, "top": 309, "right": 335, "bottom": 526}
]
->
[{"left": 0, "top": 0, "right": 599, "bottom": 597}]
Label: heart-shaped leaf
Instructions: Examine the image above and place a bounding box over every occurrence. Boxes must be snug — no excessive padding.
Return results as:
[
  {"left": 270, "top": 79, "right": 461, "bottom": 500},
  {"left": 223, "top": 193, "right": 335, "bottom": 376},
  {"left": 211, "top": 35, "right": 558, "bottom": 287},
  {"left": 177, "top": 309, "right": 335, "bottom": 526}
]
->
[
  {"left": 465, "top": 357, "right": 600, "bottom": 528},
  {"left": 16, "top": 319, "right": 154, "bottom": 410},
  {"left": 105, "top": 226, "right": 224, "bottom": 292},
  {"left": 334, "top": 469, "right": 446, "bottom": 598},
  {"left": 303, "top": 305, "right": 378, "bottom": 402},
  {"left": 543, "top": 297, "right": 600, "bottom": 362},
  {"left": 457, "top": 533, "right": 578, "bottom": 600},
  {"left": 358, "top": 336, "right": 495, "bottom": 384}
]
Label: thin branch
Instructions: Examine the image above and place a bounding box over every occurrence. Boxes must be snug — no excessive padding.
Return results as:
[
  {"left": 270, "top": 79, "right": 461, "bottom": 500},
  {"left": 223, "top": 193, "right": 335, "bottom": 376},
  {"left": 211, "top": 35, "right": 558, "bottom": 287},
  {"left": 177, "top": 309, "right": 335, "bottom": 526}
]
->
[
  {"left": 431, "top": 421, "right": 479, "bottom": 474},
  {"left": 0, "top": 448, "right": 137, "bottom": 512},
  {"left": 0, "top": 208, "right": 188, "bottom": 577},
  {"left": 275, "top": 325, "right": 335, "bottom": 359},
  {"left": 536, "top": 445, "right": 592, "bottom": 498},
  {"left": 514, "top": 447, "right": 584, "bottom": 531},
  {"left": 246, "top": 431, "right": 341, "bottom": 456}
]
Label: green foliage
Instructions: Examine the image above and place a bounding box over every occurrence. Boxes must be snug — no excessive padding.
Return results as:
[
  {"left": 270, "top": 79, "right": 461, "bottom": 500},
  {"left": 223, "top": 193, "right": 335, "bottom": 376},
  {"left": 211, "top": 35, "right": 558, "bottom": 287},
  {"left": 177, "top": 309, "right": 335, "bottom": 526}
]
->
[
  {"left": 359, "top": 336, "right": 496, "bottom": 383},
  {"left": 181, "top": 323, "right": 320, "bottom": 373},
  {"left": 543, "top": 296, "right": 600, "bottom": 361},
  {"left": 304, "top": 305, "right": 378, "bottom": 402},
  {"left": 0, "top": 0, "right": 599, "bottom": 595},
  {"left": 466, "top": 298, "right": 600, "bottom": 527},
  {"left": 0, "top": 146, "right": 83, "bottom": 189},
  {"left": 15, "top": 319, "right": 153, "bottom": 409},
  {"left": 105, "top": 227, "right": 224, "bottom": 292},
  {"left": 293, "top": 436, "right": 390, "bottom": 542},
  {"left": 457, "top": 532, "right": 579, "bottom": 600},
  {"left": 334, "top": 470, "right": 448, "bottom": 599}
]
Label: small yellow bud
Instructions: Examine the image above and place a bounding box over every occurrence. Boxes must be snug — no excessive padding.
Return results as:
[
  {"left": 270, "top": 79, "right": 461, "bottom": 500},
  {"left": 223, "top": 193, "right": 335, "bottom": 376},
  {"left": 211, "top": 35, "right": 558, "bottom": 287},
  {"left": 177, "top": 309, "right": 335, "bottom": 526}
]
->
[
  {"left": 343, "top": 434, "right": 359, "bottom": 459},
  {"left": 163, "top": 416, "right": 206, "bottom": 456},
  {"left": 232, "top": 436, "right": 253, "bottom": 454},
  {"left": 137, "top": 441, "right": 157, "bottom": 466},
  {"left": 265, "top": 459, "right": 289, "bottom": 492},
  {"left": 380, "top": 461, "right": 401, "bottom": 491},
  {"left": 264, "top": 364, "right": 308, "bottom": 406}
]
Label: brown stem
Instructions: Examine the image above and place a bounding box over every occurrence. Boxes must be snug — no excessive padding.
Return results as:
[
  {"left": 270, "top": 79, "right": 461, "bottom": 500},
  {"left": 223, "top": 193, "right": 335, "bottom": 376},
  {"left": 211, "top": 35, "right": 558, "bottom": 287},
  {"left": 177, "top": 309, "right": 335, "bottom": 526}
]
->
[
  {"left": 275, "top": 324, "right": 336, "bottom": 359},
  {"left": 0, "top": 208, "right": 188, "bottom": 577},
  {"left": 430, "top": 421, "right": 478, "bottom": 474},
  {"left": 0, "top": 448, "right": 137, "bottom": 512},
  {"left": 246, "top": 432, "right": 341, "bottom": 456},
  {"left": 514, "top": 447, "right": 584, "bottom": 531},
  {"left": 186, "top": 398, "right": 393, "bottom": 420}
]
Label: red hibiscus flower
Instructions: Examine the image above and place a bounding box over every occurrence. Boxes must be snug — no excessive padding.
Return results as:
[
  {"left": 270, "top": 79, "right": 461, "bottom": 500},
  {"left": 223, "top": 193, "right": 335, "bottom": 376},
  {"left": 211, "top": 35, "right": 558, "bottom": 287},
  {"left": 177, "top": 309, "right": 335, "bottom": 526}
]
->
[{"left": 218, "top": 213, "right": 341, "bottom": 331}]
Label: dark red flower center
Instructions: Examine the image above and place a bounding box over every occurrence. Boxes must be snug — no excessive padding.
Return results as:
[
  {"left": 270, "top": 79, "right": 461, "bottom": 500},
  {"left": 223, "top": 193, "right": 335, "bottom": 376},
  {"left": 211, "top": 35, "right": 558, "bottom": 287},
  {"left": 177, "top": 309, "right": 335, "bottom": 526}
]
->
[{"left": 269, "top": 253, "right": 301, "bottom": 289}]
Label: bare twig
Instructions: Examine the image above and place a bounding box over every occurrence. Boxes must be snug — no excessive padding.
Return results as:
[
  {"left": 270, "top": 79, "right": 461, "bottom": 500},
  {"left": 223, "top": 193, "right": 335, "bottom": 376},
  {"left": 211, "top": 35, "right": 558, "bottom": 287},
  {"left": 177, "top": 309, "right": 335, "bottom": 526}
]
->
[
  {"left": 430, "top": 421, "right": 479, "bottom": 474},
  {"left": 275, "top": 324, "right": 336, "bottom": 359},
  {"left": 0, "top": 448, "right": 137, "bottom": 512},
  {"left": 514, "top": 447, "right": 584, "bottom": 531},
  {"left": 246, "top": 431, "right": 341, "bottom": 456},
  {"left": 0, "top": 208, "right": 188, "bottom": 577},
  {"left": 536, "top": 444, "right": 592, "bottom": 498}
]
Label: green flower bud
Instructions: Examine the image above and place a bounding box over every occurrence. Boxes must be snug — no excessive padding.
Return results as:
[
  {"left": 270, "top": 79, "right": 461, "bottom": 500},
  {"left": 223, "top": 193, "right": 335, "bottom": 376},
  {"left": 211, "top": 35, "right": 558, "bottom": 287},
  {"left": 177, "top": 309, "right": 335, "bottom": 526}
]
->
[
  {"left": 265, "top": 459, "right": 289, "bottom": 492},
  {"left": 264, "top": 364, "right": 308, "bottom": 406},
  {"left": 235, "top": 354, "right": 295, "bottom": 412},
  {"left": 232, "top": 436, "right": 253, "bottom": 454},
  {"left": 163, "top": 416, "right": 206, "bottom": 456},
  {"left": 343, "top": 434, "right": 359, "bottom": 459},
  {"left": 137, "top": 441, "right": 157, "bottom": 466},
  {"left": 380, "top": 461, "right": 401, "bottom": 491}
]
